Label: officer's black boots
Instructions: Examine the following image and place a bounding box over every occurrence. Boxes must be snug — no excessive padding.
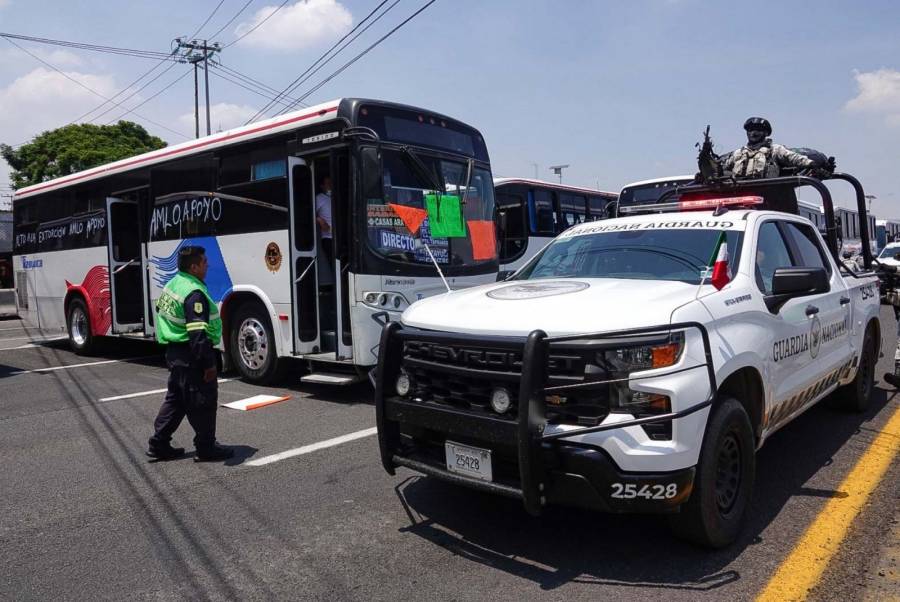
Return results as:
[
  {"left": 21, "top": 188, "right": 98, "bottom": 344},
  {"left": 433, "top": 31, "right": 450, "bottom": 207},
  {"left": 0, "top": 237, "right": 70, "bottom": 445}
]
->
[
  {"left": 194, "top": 444, "right": 234, "bottom": 462},
  {"left": 146, "top": 444, "right": 186, "bottom": 461}
]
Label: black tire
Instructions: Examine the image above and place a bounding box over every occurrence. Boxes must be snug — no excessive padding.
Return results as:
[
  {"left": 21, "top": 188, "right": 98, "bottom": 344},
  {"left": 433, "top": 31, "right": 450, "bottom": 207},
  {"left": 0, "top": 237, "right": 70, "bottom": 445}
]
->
[
  {"left": 668, "top": 397, "right": 755, "bottom": 548},
  {"left": 66, "top": 298, "right": 96, "bottom": 355},
  {"left": 831, "top": 326, "right": 877, "bottom": 413},
  {"left": 228, "top": 302, "right": 283, "bottom": 384}
]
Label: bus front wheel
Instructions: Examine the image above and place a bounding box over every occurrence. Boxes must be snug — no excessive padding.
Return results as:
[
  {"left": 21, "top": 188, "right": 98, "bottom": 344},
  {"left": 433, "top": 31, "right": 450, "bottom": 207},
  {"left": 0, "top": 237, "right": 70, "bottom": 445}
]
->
[
  {"left": 229, "top": 303, "right": 283, "bottom": 384},
  {"left": 67, "top": 298, "right": 96, "bottom": 356}
]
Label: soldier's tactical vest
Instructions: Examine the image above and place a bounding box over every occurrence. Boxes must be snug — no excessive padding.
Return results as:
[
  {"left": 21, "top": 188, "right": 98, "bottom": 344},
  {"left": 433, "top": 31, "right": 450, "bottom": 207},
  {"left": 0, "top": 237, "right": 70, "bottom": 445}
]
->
[
  {"left": 155, "top": 272, "right": 222, "bottom": 345},
  {"left": 731, "top": 144, "right": 779, "bottom": 178}
]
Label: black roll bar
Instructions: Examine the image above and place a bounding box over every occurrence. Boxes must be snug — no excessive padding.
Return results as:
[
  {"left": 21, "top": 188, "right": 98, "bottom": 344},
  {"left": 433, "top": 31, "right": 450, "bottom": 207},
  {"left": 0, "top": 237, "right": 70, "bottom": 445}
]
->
[{"left": 647, "top": 173, "right": 874, "bottom": 270}]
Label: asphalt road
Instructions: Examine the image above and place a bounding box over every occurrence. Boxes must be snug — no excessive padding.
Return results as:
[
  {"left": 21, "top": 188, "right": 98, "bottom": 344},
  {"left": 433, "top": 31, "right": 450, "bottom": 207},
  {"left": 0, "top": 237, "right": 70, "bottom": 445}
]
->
[{"left": 0, "top": 311, "right": 898, "bottom": 601}]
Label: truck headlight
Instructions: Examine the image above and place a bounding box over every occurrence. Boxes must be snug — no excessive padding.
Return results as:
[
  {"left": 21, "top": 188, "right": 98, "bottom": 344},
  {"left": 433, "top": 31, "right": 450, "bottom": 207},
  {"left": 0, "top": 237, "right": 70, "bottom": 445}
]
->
[{"left": 603, "top": 332, "right": 685, "bottom": 373}]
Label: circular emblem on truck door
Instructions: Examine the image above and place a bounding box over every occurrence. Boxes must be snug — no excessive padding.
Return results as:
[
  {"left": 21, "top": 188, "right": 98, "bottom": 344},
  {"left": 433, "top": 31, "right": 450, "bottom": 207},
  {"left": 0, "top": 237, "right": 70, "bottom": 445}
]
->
[
  {"left": 265, "top": 242, "right": 282, "bottom": 273},
  {"left": 809, "top": 315, "right": 822, "bottom": 359},
  {"left": 486, "top": 280, "right": 589, "bottom": 300}
]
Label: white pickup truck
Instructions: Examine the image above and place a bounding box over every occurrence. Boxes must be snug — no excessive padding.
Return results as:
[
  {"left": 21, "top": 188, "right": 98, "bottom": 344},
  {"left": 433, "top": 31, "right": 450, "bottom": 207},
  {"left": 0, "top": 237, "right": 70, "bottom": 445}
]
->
[{"left": 374, "top": 192, "right": 881, "bottom": 548}]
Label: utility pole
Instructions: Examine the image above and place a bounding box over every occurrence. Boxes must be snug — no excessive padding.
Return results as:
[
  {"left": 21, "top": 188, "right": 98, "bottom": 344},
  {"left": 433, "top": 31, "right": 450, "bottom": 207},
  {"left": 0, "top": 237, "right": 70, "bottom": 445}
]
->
[{"left": 175, "top": 39, "right": 221, "bottom": 138}]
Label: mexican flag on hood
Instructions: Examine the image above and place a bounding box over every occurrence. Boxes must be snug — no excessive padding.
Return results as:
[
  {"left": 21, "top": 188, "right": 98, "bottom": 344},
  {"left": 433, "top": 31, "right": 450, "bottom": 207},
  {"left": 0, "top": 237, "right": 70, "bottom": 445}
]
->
[{"left": 708, "top": 231, "right": 731, "bottom": 290}]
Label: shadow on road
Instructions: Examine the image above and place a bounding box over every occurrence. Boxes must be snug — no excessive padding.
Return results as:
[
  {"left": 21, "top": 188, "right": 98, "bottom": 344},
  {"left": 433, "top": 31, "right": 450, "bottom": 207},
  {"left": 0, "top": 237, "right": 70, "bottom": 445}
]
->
[{"left": 392, "top": 383, "right": 895, "bottom": 593}]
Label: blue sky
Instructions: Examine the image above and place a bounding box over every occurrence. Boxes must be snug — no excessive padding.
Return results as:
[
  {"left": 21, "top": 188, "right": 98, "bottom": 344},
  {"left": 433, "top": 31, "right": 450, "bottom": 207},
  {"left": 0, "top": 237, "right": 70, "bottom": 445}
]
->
[{"left": 1, "top": 0, "right": 899, "bottom": 215}]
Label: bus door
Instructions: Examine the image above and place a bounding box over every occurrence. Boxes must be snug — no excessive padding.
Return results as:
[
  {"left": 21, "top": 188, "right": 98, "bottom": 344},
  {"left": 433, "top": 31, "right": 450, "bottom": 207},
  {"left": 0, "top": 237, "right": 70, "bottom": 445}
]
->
[
  {"left": 105, "top": 197, "right": 147, "bottom": 333},
  {"left": 330, "top": 148, "right": 352, "bottom": 360},
  {"left": 287, "top": 157, "right": 320, "bottom": 354}
]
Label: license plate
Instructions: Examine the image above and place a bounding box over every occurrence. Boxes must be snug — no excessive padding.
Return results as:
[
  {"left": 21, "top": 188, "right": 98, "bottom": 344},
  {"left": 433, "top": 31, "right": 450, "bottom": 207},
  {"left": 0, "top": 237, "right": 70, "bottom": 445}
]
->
[{"left": 445, "top": 441, "right": 493, "bottom": 482}]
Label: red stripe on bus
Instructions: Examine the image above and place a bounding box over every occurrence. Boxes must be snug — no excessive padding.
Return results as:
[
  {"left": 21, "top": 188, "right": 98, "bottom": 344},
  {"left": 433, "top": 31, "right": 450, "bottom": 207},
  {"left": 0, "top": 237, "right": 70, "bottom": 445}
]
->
[{"left": 17, "top": 105, "right": 340, "bottom": 197}]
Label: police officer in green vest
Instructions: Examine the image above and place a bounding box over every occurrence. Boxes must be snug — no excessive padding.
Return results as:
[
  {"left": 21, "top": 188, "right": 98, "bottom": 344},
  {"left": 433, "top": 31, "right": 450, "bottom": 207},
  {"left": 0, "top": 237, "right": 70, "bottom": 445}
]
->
[{"left": 147, "top": 245, "right": 233, "bottom": 462}]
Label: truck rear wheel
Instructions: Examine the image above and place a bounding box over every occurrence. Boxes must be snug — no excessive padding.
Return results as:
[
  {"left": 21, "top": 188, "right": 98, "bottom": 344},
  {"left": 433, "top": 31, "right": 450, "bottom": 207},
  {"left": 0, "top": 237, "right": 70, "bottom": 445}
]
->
[
  {"left": 668, "top": 397, "right": 755, "bottom": 548},
  {"left": 830, "top": 326, "right": 876, "bottom": 413},
  {"left": 229, "top": 302, "right": 284, "bottom": 384},
  {"left": 66, "top": 298, "right": 96, "bottom": 356}
]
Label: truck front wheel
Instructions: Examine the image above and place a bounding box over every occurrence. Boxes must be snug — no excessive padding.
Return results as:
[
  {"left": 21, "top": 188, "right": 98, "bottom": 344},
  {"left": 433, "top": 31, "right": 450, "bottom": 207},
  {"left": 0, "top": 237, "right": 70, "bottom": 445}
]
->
[{"left": 668, "top": 397, "right": 755, "bottom": 548}]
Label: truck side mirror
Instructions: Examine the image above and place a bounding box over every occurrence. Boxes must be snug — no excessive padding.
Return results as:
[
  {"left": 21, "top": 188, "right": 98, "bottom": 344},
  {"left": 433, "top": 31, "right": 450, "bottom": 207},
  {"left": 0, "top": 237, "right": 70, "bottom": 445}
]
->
[{"left": 766, "top": 267, "right": 829, "bottom": 313}]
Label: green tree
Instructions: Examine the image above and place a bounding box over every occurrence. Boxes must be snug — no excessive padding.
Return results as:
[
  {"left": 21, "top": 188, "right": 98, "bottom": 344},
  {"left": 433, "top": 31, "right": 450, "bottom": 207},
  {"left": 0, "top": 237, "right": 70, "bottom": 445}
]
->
[{"left": 1, "top": 121, "right": 167, "bottom": 189}]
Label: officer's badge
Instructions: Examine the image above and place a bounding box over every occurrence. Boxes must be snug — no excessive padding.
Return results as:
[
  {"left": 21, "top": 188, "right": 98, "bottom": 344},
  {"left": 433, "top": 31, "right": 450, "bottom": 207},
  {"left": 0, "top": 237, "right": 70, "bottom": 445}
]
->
[
  {"left": 194, "top": 302, "right": 203, "bottom": 313},
  {"left": 265, "top": 242, "right": 283, "bottom": 273}
]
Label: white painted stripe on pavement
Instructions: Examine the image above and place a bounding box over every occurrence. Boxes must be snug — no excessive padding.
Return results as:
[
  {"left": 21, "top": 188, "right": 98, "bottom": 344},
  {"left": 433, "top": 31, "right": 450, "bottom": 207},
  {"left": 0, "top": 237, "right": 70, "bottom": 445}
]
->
[
  {"left": 7, "top": 355, "right": 157, "bottom": 376},
  {"left": 98, "top": 378, "right": 234, "bottom": 402},
  {"left": 0, "top": 335, "right": 67, "bottom": 343},
  {"left": 246, "top": 427, "right": 378, "bottom": 467}
]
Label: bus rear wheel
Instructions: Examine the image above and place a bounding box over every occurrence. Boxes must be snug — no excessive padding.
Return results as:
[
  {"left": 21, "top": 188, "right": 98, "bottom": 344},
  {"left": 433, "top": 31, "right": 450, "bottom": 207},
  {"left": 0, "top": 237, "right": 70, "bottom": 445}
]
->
[
  {"left": 67, "top": 298, "right": 95, "bottom": 355},
  {"left": 229, "top": 303, "right": 283, "bottom": 384}
]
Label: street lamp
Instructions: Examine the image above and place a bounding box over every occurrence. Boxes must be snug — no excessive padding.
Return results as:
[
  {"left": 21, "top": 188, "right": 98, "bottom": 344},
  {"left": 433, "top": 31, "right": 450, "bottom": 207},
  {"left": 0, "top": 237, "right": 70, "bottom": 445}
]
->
[
  {"left": 549, "top": 164, "right": 569, "bottom": 184},
  {"left": 865, "top": 194, "right": 876, "bottom": 212}
]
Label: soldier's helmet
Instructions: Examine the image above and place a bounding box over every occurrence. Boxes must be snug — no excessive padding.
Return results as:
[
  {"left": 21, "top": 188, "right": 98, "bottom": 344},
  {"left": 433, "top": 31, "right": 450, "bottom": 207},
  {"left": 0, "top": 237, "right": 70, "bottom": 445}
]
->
[{"left": 743, "top": 117, "right": 772, "bottom": 135}]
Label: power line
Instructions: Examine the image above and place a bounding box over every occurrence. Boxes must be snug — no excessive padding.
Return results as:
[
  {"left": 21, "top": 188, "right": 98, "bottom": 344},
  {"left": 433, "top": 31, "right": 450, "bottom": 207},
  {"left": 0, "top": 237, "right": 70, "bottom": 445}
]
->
[
  {"left": 208, "top": 64, "right": 304, "bottom": 110},
  {"left": 245, "top": 0, "right": 393, "bottom": 124},
  {"left": 1, "top": 36, "right": 189, "bottom": 140},
  {"left": 85, "top": 62, "right": 181, "bottom": 123},
  {"left": 278, "top": 0, "right": 432, "bottom": 114},
  {"left": 207, "top": 0, "right": 255, "bottom": 41},
  {"left": 222, "top": 0, "right": 289, "bottom": 49},
  {"left": 103, "top": 68, "right": 193, "bottom": 126},
  {"left": 213, "top": 62, "right": 308, "bottom": 107},
  {"left": 0, "top": 31, "right": 177, "bottom": 60},
  {"left": 191, "top": 0, "right": 226, "bottom": 38}
]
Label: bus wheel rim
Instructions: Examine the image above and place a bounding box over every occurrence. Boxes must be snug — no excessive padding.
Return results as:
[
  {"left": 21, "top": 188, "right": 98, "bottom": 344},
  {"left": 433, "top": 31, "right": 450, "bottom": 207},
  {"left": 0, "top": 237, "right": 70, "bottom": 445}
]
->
[
  {"left": 238, "top": 317, "right": 268, "bottom": 370},
  {"left": 71, "top": 307, "right": 88, "bottom": 346}
]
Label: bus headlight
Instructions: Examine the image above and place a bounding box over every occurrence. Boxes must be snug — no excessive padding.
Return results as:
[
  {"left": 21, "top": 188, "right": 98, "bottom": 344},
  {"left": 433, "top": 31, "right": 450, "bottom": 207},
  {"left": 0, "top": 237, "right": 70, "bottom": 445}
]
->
[{"left": 362, "top": 292, "right": 410, "bottom": 312}]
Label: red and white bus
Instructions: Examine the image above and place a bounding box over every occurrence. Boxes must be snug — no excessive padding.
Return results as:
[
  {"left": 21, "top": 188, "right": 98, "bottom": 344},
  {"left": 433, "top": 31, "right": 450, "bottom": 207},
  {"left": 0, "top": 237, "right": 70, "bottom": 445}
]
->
[{"left": 12, "top": 98, "right": 498, "bottom": 383}]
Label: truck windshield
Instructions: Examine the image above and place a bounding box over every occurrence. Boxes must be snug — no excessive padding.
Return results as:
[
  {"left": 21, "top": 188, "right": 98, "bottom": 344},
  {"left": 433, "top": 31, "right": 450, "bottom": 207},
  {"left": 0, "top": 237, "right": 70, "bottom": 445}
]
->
[
  {"left": 364, "top": 148, "right": 496, "bottom": 266},
  {"left": 516, "top": 228, "right": 742, "bottom": 284}
]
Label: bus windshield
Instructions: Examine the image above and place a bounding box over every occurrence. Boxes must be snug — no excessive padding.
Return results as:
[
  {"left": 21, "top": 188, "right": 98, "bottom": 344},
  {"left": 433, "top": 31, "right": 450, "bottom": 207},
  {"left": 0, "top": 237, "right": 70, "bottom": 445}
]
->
[
  {"left": 364, "top": 148, "right": 496, "bottom": 266},
  {"left": 515, "top": 228, "right": 742, "bottom": 284}
]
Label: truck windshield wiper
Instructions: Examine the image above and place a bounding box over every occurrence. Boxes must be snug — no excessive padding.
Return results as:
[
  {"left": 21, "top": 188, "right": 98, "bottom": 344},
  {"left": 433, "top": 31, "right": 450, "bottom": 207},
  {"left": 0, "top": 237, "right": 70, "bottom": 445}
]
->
[{"left": 400, "top": 146, "right": 442, "bottom": 194}]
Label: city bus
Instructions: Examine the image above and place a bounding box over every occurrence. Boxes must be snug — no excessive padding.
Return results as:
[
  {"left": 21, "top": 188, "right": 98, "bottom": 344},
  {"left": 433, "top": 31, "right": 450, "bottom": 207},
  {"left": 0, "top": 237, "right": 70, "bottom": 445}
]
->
[
  {"left": 12, "top": 98, "right": 498, "bottom": 383},
  {"left": 797, "top": 199, "right": 825, "bottom": 230},
  {"left": 494, "top": 178, "right": 616, "bottom": 270},
  {"left": 615, "top": 175, "right": 695, "bottom": 214},
  {"left": 834, "top": 205, "right": 877, "bottom": 256},
  {"left": 876, "top": 219, "right": 900, "bottom": 251}
]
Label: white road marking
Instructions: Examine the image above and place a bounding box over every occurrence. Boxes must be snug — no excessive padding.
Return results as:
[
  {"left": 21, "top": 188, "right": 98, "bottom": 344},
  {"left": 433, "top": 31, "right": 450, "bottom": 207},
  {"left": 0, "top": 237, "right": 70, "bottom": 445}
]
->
[
  {"left": 7, "top": 356, "right": 157, "bottom": 376},
  {"left": 0, "top": 326, "right": 37, "bottom": 332},
  {"left": 0, "top": 335, "right": 67, "bottom": 344},
  {"left": 1, "top": 341, "right": 67, "bottom": 350},
  {"left": 246, "top": 427, "right": 378, "bottom": 467},
  {"left": 98, "top": 379, "right": 233, "bottom": 402}
]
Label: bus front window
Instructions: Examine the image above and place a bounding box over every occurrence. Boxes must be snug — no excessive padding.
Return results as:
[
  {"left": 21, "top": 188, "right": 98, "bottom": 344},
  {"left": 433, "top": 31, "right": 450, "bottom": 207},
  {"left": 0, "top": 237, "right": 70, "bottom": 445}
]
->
[{"left": 364, "top": 148, "right": 496, "bottom": 266}]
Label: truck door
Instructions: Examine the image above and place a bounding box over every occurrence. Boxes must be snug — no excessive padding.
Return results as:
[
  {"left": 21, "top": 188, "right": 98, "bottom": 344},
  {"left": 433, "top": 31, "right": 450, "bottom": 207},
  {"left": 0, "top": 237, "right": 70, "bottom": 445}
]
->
[
  {"left": 780, "top": 221, "right": 853, "bottom": 378},
  {"left": 105, "top": 197, "right": 147, "bottom": 333},
  {"left": 287, "top": 157, "right": 320, "bottom": 354}
]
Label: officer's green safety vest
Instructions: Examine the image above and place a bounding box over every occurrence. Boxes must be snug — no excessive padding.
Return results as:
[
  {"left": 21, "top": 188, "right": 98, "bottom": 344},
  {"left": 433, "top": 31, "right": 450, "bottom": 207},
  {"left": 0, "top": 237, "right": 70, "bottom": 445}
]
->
[{"left": 155, "top": 272, "right": 222, "bottom": 345}]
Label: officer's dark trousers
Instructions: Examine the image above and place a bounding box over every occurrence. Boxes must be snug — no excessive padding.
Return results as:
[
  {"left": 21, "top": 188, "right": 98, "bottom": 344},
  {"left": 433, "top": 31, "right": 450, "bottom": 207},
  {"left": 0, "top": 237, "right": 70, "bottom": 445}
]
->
[{"left": 149, "top": 364, "right": 217, "bottom": 452}]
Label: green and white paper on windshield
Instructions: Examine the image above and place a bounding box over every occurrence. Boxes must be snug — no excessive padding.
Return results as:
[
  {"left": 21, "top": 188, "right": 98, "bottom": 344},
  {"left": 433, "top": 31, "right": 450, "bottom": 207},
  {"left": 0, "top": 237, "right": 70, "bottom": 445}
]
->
[{"left": 424, "top": 194, "right": 466, "bottom": 238}]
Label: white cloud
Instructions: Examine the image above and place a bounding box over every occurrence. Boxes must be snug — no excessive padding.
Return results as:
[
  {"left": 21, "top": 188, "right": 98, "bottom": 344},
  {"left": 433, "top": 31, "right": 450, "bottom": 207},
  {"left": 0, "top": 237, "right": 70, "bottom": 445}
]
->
[
  {"left": 234, "top": 0, "right": 353, "bottom": 51},
  {"left": 845, "top": 68, "right": 900, "bottom": 126},
  {"left": 177, "top": 102, "right": 258, "bottom": 133},
  {"left": 0, "top": 66, "right": 119, "bottom": 187}
]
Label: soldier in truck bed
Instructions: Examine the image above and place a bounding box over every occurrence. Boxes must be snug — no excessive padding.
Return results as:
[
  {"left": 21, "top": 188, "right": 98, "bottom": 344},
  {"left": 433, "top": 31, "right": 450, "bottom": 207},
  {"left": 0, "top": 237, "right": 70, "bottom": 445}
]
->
[{"left": 722, "top": 117, "right": 816, "bottom": 179}]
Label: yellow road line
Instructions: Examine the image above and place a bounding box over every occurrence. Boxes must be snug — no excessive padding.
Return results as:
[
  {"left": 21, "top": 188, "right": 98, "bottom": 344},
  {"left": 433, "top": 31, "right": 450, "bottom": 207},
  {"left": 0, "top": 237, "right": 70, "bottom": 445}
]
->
[{"left": 757, "top": 403, "right": 900, "bottom": 602}]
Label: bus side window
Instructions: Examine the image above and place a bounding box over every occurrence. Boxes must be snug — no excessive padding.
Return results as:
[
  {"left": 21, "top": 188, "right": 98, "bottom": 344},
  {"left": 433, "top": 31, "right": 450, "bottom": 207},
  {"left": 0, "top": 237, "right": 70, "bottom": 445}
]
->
[
  {"left": 529, "top": 189, "right": 555, "bottom": 236},
  {"left": 497, "top": 192, "right": 526, "bottom": 261},
  {"left": 559, "top": 193, "right": 587, "bottom": 228},
  {"left": 587, "top": 195, "right": 608, "bottom": 220}
]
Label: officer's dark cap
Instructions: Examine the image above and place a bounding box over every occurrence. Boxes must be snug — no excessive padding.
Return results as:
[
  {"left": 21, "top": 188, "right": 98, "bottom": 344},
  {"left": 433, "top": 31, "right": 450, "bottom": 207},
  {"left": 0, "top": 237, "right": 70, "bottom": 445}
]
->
[
  {"left": 743, "top": 117, "right": 772, "bottom": 135},
  {"left": 177, "top": 245, "right": 206, "bottom": 272}
]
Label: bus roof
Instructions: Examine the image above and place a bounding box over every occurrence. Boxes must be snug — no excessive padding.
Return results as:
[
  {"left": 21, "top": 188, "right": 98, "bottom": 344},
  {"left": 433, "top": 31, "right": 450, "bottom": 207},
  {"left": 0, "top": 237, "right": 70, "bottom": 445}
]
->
[
  {"left": 14, "top": 97, "right": 487, "bottom": 201},
  {"left": 14, "top": 99, "right": 342, "bottom": 200},
  {"left": 619, "top": 174, "right": 695, "bottom": 189},
  {"left": 493, "top": 177, "right": 616, "bottom": 196}
]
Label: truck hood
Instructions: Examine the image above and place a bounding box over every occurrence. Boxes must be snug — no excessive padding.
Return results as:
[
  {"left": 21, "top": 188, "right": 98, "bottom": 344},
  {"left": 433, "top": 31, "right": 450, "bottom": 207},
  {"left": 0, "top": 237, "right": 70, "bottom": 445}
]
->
[{"left": 401, "top": 278, "right": 700, "bottom": 337}]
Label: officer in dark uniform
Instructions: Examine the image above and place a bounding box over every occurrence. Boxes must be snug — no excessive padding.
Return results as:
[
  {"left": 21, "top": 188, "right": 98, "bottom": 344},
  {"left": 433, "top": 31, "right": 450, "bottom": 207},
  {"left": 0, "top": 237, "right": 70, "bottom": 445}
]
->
[{"left": 147, "top": 246, "right": 233, "bottom": 462}]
